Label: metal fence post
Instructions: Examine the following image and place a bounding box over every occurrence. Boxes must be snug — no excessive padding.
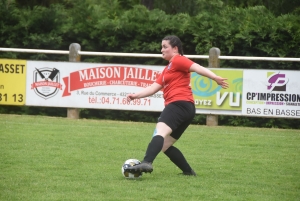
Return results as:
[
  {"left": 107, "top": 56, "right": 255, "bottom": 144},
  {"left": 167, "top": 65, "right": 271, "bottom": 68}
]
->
[
  {"left": 207, "top": 47, "right": 220, "bottom": 126},
  {"left": 67, "top": 43, "right": 81, "bottom": 119}
]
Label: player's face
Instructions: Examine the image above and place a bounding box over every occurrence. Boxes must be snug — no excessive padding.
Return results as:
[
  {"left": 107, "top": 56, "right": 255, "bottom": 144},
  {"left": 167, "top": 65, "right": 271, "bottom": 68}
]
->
[{"left": 161, "top": 40, "right": 177, "bottom": 61}]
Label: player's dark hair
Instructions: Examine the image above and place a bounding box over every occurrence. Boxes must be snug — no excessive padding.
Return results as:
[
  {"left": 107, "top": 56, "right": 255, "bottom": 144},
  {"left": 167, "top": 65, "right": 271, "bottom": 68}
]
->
[{"left": 162, "top": 35, "right": 184, "bottom": 55}]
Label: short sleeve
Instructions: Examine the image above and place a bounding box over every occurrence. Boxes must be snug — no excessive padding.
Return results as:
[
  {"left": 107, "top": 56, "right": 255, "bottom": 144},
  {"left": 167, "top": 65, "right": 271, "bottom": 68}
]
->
[{"left": 173, "top": 56, "right": 194, "bottom": 72}]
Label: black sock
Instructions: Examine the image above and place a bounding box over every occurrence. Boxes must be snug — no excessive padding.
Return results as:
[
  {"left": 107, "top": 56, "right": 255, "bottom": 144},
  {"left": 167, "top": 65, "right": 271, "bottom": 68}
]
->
[
  {"left": 143, "top": 135, "right": 164, "bottom": 163},
  {"left": 164, "top": 146, "right": 192, "bottom": 172}
]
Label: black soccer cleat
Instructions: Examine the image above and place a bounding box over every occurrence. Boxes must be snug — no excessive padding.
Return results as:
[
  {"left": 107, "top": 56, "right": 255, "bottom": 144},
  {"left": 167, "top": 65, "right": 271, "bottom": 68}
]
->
[
  {"left": 178, "top": 169, "right": 197, "bottom": 176},
  {"left": 124, "top": 162, "right": 153, "bottom": 174}
]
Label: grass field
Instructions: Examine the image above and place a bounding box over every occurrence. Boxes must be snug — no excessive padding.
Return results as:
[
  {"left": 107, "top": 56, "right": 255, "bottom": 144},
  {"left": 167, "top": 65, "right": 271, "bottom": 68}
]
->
[{"left": 0, "top": 114, "right": 299, "bottom": 201}]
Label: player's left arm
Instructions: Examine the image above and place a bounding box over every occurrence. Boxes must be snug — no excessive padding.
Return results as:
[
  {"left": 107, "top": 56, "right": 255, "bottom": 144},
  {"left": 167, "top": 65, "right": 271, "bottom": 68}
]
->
[{"left": 189, "top": 63, "right": 229, "bottom": 89}]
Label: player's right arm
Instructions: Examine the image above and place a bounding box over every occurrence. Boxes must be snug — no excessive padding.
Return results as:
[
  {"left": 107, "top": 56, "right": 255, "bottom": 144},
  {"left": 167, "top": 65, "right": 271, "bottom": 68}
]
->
[
  {"left": 127, "top": 82, "right": 162, "bottom": 101},
  {"left": 189, "top": 63, "right": 229, "bottom": 89}
]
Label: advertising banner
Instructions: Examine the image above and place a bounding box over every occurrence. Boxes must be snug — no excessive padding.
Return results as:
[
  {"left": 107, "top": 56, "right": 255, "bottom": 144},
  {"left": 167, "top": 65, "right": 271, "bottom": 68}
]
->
[
  {"left": 192, "top": 69, "right": 243, "bottom": 111},
  {"left": 242, "top": 70, "right": 300, "bottom": 118},
  {"left": 24, "top": 60, "right": 300, "bottom": 118},
  {"left": 0, "top": 59, "right": 26, "bottom": 105},
  {"left": 26, "top": 61, "right": 165, "bottom": 111}
]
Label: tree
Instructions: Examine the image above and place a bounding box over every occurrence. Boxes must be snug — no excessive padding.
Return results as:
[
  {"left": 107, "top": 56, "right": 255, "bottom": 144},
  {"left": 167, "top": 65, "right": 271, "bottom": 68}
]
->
[
  {"left": 14, "top": 0, "right": 60, "bottom": 7},
  {"left": 140, "top": 0, "right": 154, "bottom": 10},
  {"left": 224, "top": 0, "right": 300, "bottom": 15}
]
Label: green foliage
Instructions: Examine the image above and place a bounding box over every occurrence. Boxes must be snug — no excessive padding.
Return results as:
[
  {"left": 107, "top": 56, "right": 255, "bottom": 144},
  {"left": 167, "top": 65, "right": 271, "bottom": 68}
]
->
[
  {"left": 0, "top": 0, "right": 299, "bottom": 128},
  {"left": 80, "top": 108, "right": 159, "bottom": 122},
  {"left": 1, "top": 0, "right": 299, "bottom": 66},
  {"left": 189, "top": 4, "right": 300, "bottom": 69},
  {"left": 0, "top": 1, "right": 70, "bottom": 60},
  {"left": 14, "top": 0, "right": 65, "bottom": 8},
  {"left": 224, "top": 0, "right": 300, "bottom": 16},
  {"left": 153, "top": 0, "right": 199, "bottom": 16},
  {"left": 0, "top": 106, "right": 67, "bottom": 117}
]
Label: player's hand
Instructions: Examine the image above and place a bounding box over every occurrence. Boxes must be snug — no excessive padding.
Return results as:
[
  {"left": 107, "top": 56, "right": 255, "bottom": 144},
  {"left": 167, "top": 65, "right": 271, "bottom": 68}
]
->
[
  {"left": 213, "top": 76, "right": 229, "bottom": 89},
  {"left": 126, "top": 94, "right": 137, "bottom": 102}
]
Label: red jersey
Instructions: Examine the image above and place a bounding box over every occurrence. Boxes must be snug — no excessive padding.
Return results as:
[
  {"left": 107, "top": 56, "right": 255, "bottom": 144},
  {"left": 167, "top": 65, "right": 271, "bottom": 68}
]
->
[{"left": 156, "top": 55, "right": 195, "bottom": 106}]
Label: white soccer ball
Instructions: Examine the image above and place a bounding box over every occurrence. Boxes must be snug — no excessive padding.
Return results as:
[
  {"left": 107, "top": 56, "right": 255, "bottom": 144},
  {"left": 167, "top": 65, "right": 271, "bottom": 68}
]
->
[{"left": 121, "top": 159, "right": 143, "bottom": 179}]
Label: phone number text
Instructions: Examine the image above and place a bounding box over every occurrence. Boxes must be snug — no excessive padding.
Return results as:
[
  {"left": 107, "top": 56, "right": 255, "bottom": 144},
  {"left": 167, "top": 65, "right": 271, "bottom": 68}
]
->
[
  {"left": 88, "top": 96, "right": 151, "bottom": 106},
  {"left": 0, "top": 93, "right": 24, "bottom": 103}
]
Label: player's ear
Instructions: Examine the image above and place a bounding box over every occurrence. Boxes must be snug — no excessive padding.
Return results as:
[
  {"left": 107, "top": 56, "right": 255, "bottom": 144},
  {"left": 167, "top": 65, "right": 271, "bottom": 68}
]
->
[{"left": 173, "top": 46, "right": 179, "bottom": 53}]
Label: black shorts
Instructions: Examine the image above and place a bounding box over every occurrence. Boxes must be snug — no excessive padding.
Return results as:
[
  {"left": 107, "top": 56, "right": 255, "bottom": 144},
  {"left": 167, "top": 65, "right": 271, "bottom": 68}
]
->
[{"left": 158, "top": 101, "right": 195, "bottom": 140}]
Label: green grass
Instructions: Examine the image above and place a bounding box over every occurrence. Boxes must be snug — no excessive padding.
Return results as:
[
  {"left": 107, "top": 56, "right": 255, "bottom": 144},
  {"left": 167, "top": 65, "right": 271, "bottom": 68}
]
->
[{"left": 0, "top": 114, "right": 299, "bottom": 201}]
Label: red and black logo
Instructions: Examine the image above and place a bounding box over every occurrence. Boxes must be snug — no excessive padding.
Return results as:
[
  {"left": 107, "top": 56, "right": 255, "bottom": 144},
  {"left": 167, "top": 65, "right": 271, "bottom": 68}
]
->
[{"left": 31, "top": 67, "right": 62, "bottom": 99}]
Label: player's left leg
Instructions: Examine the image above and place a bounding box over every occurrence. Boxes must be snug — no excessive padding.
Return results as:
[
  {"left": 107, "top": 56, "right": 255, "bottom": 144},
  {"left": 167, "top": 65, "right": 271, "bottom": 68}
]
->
[
  {"left": 164, "top": 145, "right": 196, "bottom": 176},
  {"left": 163, "top": 102, "right": 196, "bottom": 176}
]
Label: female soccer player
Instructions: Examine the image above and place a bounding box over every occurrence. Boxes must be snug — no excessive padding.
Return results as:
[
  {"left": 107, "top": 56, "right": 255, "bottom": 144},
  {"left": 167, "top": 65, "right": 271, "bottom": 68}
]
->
[{"left": 125, "top": 35, "right": 229, "bottom": 176}]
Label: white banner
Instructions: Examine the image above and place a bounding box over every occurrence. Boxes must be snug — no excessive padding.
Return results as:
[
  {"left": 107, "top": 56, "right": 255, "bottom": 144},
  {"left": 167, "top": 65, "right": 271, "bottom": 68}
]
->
[
  {"left": 26, "top": 61, "right": 165, "bottom": 111},
  {"left": 242, "top": 70, "right": 300, "bottom": 118},
  {"left": 25, "top": 60, "right": 300, "bottom": 118}
]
